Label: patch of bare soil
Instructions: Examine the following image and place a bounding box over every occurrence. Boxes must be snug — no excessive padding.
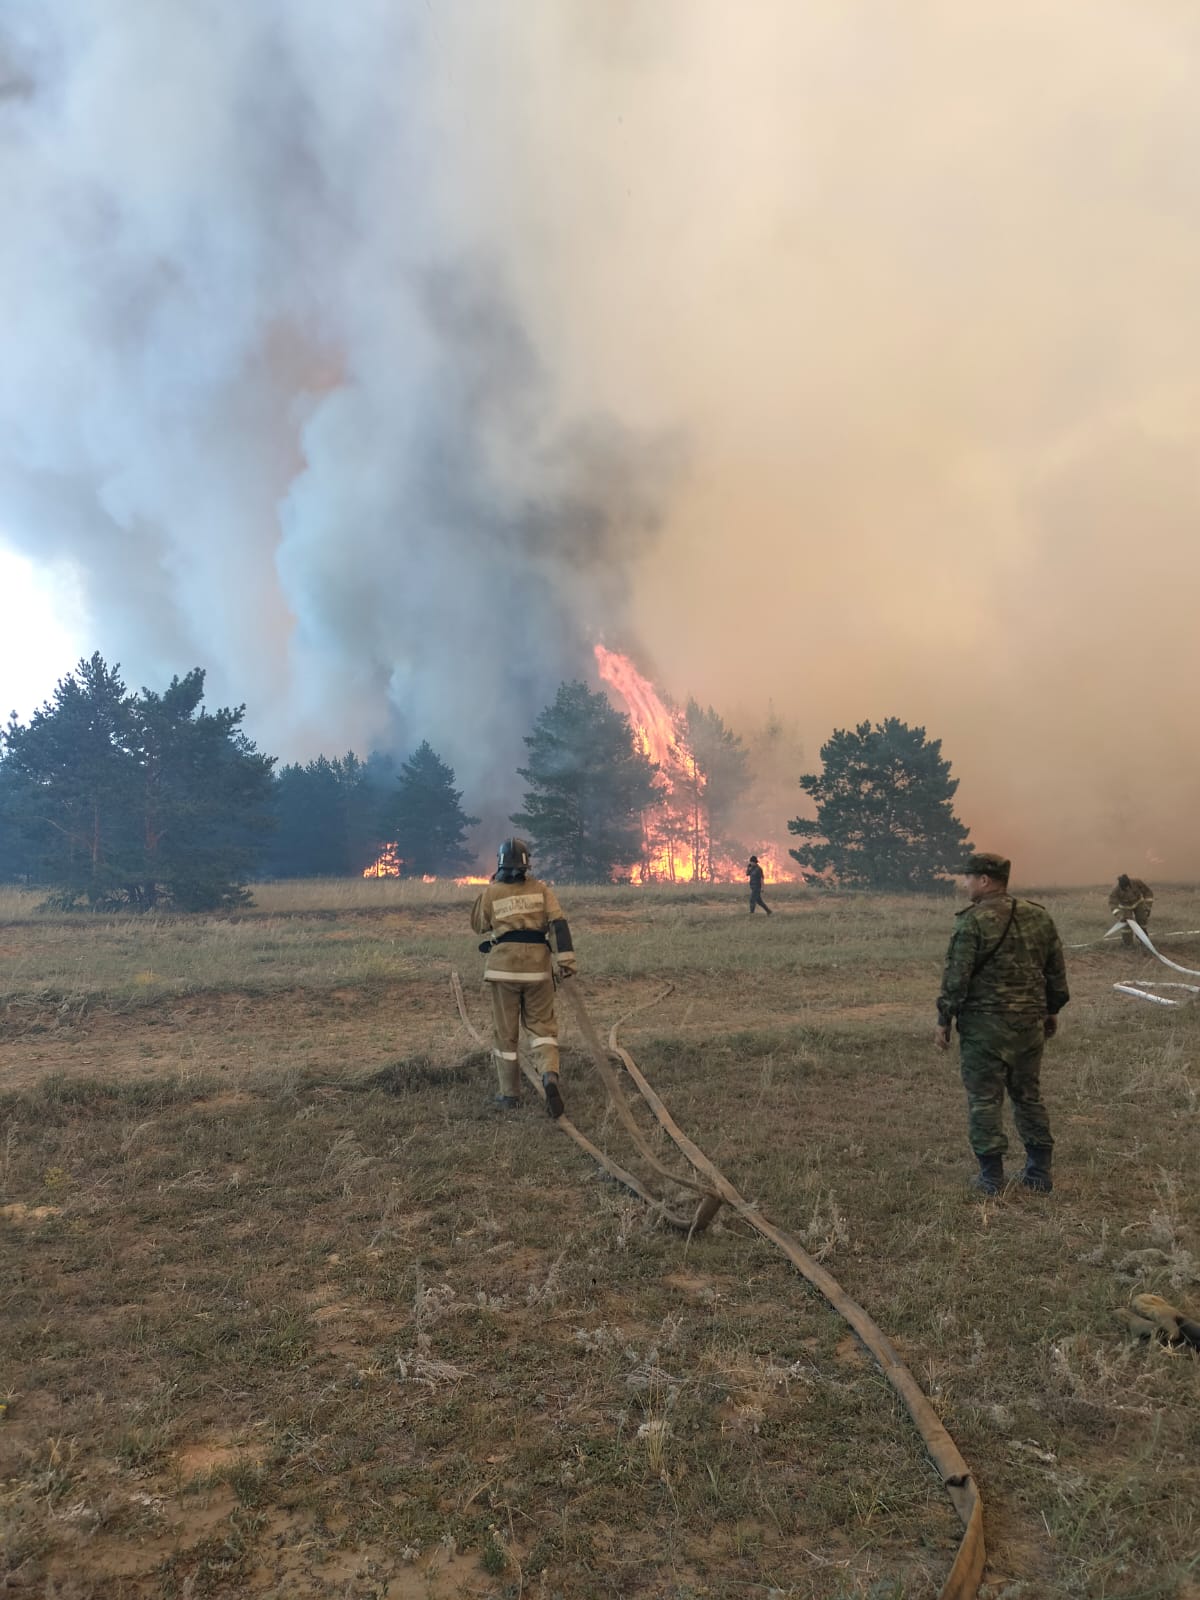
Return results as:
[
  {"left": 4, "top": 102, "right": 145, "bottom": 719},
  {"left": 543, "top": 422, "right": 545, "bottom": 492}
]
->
[
  {"left": 41, "top": 1501, "right": 497, "bottom": 1598},
  {"left": 834, "top": 1332, "right": 870, "bottom": 1368},
  {"left": 175, "top": 1438, "right": 265, "bottom": 1478},
  {"left": 662, "top": 1268, "right": 718, "bottom": 1298}
]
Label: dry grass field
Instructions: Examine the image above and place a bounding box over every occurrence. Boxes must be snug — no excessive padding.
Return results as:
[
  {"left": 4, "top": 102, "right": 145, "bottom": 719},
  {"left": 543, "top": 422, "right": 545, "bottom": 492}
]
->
[{"left": 1, "top": 879, "right": 1198, "bottom": 1599}]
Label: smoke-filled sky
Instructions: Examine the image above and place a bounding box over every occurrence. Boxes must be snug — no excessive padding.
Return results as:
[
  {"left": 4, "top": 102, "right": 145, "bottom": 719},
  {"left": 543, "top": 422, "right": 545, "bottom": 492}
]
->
[{"left": 2, "top": 1, "right": 1198, "bottom": 883}]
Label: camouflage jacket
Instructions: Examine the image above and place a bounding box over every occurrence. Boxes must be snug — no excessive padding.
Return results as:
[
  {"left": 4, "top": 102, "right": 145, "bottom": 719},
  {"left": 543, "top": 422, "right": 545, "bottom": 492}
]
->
[
  {"left": 1108, "top": 878, "right": 1153, "bottom": 917},
  {"left": 937, "top": 891, "right": 1069, "bottom": 1025}
]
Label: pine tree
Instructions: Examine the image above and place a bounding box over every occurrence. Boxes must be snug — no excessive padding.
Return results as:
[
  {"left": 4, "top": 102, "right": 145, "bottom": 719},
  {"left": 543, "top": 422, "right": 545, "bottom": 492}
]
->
[
  {"left": 0, "top": 655, "right": 141, "bottom": 903},
  {"left": 680, "top": 699, "right": 750, "bottom": 879},
  {"left": 0, "top": 798, "right": 30, "bottom": 882},
  {"left": 1, "top": 655, "right": 275, "bottom": 909},
  {"left": 788, "top": 718, "right": 971, "bottom": 892},
  {"left": 512, "top": 682, "right": 658, "bottom": 882},
  {"left": 381, "top": 741, "right": 480, "bottom": 877},
  {"left": 134, "top": 671, "right": 275, "bottom": 908},
  {"left": 267, "top": 758, "right": 347, "bottom": 877},
  {"left": 265, "top": 751, "right": 396, "bottom": 877},
  {"left": 341, "top": 751, "right": 395, "bottom": 872}
]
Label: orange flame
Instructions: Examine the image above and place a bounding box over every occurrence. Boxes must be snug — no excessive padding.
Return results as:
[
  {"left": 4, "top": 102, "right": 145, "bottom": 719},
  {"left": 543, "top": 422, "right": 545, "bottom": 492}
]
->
[
  {"left": 362, "top": 846, "right": 489, "bottom": 885},
  {"left": 594, "top": 646, "right": 682, "bottom": 770},
  {"left": 595, "top": 645, "right": 695, "bottom": 880},
  {"left": 363, "top": 843, "right": 402, "bottom": 878},
  {"left": 594, "top": 645, "right": 795, "bottom": 885},
  {"left": 359, "top": 648, "right": 796, "bottom": 888}
]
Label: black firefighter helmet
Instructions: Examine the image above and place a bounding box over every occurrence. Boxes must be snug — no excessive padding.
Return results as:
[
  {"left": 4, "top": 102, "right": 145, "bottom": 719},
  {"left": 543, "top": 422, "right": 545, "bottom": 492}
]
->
[{"left": 496, "top": 837, "right": 531, "bottom": 883}]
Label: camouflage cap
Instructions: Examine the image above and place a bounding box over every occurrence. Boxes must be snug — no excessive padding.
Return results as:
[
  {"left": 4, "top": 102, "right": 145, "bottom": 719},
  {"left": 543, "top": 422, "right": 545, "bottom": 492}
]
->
[{"left": 962, "top": 851, "right": 1011, "bottom": 880}]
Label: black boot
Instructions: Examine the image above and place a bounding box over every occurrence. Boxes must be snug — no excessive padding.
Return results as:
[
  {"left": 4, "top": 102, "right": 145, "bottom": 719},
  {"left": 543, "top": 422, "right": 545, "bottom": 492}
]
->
[
  {"left": 972, "top": 1153, "right": 1005, "bottom": 1195},
  {"left": 1021, "top": 1146, "right": 1053, "bottom": 1193},
  {"left": 542, "top": 1072, "right": 565, "bottom": 1120}
]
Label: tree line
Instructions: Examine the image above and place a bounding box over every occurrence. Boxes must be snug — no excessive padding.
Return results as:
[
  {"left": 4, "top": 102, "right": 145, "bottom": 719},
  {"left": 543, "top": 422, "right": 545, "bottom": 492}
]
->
[{"left": 0, "top": 655, "right": 970, "bottom": 907}]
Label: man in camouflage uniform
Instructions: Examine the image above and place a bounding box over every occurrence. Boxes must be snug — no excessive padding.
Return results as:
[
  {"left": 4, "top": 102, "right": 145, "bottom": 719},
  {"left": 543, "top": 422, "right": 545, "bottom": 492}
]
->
[
  {"left": 935, "top": 852, "right": 1070, "bottom": 1195},
  {"left": 1108, "top": 873, "right": 1153, "bottom": 952},
  {"left": 470, "top": 837, "right": 576, "bottom": 1118}
]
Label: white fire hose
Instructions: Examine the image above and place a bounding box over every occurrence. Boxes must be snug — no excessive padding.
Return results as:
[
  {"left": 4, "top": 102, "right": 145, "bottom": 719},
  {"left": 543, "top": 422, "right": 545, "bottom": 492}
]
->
[
  {"left": 1109, "top": 919, "right": 1200, "bottom": 1007},
  {"left": 1067, "top": 925, "right": 1200, "bottom": 950}
]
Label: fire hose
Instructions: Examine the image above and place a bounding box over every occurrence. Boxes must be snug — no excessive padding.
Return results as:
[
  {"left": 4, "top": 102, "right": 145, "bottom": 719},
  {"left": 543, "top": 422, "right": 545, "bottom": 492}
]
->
[
  {"left": 451, "top": 971, "right": 985, "bottom": 1600},
  {"left": 1068, "top": 925, "right": 1200, "bottom": 950},
  {"left": 1109, "top": 919, "right": 1200, "bottom": 1007},
  {"left": 450, "top": 971, "right": 714, "bottom": 1233}
]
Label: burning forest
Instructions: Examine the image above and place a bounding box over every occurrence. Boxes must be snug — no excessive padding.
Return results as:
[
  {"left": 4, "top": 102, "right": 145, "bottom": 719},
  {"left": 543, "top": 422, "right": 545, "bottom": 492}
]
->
[
  {"left": 594, "top": 646, "right": 796, "bottom": 886},
  {"left": 360, "top": 648, "right": 797, "bottom": 886}
]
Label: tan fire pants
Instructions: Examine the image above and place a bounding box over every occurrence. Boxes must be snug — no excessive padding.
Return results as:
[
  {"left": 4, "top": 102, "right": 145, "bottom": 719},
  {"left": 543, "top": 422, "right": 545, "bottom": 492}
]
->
[
  {"left": 1118, "top": 906, "right": 1151, "bottom": 950},
  {"left": 487, "top": 976, "right": 560, "bottom": 1094}
]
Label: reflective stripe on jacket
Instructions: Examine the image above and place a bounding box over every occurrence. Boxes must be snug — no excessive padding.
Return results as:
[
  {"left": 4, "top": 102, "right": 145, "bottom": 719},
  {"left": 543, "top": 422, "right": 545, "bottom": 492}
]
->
[{"left": 470, "top": 876, "right": 567, "bottom": 983}]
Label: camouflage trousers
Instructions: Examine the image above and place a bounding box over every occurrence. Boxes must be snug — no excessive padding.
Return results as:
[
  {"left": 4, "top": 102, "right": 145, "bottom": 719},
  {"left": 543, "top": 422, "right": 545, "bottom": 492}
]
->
[{"left": 957, "top": 1015, "right": 1054, "bottom": 1158}]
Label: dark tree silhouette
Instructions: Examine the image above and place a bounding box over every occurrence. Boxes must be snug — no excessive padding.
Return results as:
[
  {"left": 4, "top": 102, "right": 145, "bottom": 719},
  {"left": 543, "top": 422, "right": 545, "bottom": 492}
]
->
[
  {"left": 265, "top": 752, "right": 395, "bottom": 878},
  {"left": 512, "top": 681, "right": 658, "bottom": 882},
  {"left": 379, "top": 741, "right": 479, "bottom": 877},
  {"left": 1, "top": 655, "right": 274, "bottom": 909},
  {"left": 788, "top": 718, "right": 971, "bottom": 891}
]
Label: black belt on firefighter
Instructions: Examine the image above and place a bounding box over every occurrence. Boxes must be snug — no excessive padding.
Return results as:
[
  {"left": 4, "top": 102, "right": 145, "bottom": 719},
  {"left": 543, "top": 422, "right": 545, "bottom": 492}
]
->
[{"left": 478, "top": 928, "right": 550, "bottom": 954}]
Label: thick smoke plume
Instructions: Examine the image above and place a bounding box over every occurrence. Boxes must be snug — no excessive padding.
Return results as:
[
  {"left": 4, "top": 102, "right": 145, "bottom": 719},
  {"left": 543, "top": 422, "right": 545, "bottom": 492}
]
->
[
  {"left": 0, "top": 1, "right": 674, "bottom": 806},
  {"left": 4, "top": 2, "right": 1200, "bottom": 882}
]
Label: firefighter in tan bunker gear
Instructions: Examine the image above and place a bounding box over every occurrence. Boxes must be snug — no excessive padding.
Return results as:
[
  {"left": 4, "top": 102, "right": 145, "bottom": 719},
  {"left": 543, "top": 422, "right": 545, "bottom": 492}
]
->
[
  {"left": 470, "top": 838, "right": 576, "bottom": 1117},
  {"left": 1108, "top": 874, "right": 1153, "bottom": 951}
]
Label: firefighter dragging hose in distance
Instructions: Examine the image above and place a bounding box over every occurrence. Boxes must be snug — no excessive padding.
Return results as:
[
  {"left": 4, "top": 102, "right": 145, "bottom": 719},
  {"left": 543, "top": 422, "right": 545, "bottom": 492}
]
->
[
  {"left": 471, "top": 837, "right": 576, "bottom": 1117},
  {"left": 1108, "top": 873, "right": 1153, "bottom": 952}
]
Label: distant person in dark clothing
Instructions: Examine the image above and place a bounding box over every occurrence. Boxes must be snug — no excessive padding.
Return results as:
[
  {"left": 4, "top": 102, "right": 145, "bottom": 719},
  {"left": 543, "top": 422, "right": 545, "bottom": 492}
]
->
[{"left": 747, "top": 855, "right": 772, "bottom": 915}]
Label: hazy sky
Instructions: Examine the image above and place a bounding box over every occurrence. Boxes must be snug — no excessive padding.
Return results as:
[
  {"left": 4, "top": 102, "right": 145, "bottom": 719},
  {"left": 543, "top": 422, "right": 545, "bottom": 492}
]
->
[{"left": 3, "top": 1, "right": 1198, "bottom": 882}]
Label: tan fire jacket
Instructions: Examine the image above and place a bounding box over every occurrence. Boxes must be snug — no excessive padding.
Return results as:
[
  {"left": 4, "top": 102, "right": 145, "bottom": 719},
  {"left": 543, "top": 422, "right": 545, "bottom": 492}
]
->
[
  {"left": 1108, "top": 878, "right": 1153, "bottom": 919},
  {"left": 470, "top": 876, "right": 573, "bottom": 983}
]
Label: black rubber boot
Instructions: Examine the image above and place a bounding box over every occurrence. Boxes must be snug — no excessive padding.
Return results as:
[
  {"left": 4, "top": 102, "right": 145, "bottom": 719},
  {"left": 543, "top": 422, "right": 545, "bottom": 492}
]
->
[
  {"left": 542, "top": 1072, "right": 565, "bottom": 1120},
  {"left": 971, "top": 1153, "right": 1005, "bottom": 1195},
  {"left": 1021, "top": 1146, "right": 1053, "bottom": 1193}
]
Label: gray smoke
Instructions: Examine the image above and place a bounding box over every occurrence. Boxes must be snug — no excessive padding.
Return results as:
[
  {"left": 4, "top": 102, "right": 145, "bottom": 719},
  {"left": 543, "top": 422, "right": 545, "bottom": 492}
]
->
[
  {"left": 0, "top": 1, "right": 673, "bottom": 800},
  {"left": 6, "top": 2, "right": 1200, "bottom": 882}
]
